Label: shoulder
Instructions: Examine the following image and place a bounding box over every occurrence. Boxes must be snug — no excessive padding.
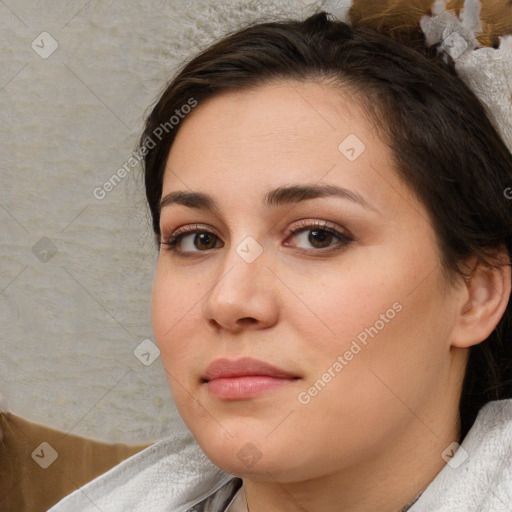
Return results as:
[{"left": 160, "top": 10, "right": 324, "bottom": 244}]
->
[
  {"left": 47, "top": 431, "right": 234, "bottom": 511},
  {"left": 411, "top": 399, "right": 512, "bottom": 512}
]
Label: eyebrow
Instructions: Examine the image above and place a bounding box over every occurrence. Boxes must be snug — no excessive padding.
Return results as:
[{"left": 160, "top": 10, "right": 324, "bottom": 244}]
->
[{"left": 159, "top": 183, "right": 377, "bottom": 213}]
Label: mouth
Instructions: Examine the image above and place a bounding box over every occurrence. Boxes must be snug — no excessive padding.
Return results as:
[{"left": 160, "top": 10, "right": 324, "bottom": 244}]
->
[{"left": 201, "top": 357, "right": 301, "bottom": 400}]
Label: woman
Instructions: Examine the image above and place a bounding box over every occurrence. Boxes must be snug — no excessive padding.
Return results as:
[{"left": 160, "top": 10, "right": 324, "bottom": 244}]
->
[{"left": 49, "top": 1, "right": 512, "bottom": 511}]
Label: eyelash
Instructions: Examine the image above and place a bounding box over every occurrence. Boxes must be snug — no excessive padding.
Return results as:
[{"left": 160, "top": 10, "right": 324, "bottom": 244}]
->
[{"left": 159, "top": 220, "right": 353, "bottom": 256}]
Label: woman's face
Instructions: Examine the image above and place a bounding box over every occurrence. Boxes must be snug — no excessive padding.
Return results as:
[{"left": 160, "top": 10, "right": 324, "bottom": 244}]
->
[{"left": 152, "top": 81, "right": 464, "bottom": 481}]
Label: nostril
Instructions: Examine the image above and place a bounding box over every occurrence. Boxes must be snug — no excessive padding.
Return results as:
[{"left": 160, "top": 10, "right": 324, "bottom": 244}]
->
[
  {"left": 237, "top": 317, "right": 258, "bottom": 326},
  {"left": 207, "top": 316, "right": 258, "bottom": 332},
  {"left": 208, "top": 318, "right": 222, "bottom": 330}
]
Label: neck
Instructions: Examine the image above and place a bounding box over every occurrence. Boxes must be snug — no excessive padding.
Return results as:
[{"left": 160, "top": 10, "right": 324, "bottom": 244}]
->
[{"left": 243, "top": 412, "right": 460, "bottom": 512}]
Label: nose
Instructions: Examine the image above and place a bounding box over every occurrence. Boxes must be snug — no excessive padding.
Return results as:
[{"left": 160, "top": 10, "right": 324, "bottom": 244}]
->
[{"left": 201, "top": 242, "right": 280, "bottom": 333}]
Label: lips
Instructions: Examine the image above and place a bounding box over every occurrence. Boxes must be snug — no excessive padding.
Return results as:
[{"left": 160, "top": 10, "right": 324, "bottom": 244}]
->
[
  {"left": 202, "top": 357, "right": 298, "bottom": 381},
  {"left": 202, "top": 357, "right": 300, "bottom": 400}
]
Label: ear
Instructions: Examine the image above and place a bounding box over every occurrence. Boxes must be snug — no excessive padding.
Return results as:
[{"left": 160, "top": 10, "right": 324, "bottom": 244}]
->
[{"left": 451, "top": 250, "right": 511, "bottom": 349}]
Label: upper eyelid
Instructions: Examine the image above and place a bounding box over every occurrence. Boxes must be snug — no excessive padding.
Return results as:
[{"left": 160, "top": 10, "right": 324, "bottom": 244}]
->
[
  {"left": 172, "top": 223, "right": 212, "bottom": 235},
  {"left": 289, "top": 219, "right": 350, "bottom": 235},
  {"left": 166, "top": 219, "right": 344, "bottom": 237},
  {"left": 162, "top": 220, "right": 351, "bottom": 248}
]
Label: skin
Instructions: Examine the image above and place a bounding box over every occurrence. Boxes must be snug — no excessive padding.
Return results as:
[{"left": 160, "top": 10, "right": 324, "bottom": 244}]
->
[{"left": 151, "top": 80, "right": 510, "bottom": 512}]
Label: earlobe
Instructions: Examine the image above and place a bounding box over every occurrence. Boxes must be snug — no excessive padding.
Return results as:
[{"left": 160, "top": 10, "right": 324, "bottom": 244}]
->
[{"left": 451, "top": 252, "right": 511, "bottom": 349}]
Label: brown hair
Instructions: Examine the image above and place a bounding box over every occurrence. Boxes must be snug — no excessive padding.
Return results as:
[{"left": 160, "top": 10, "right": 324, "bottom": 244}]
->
[
  {"left": 140, "top": 4, "right": 512, "bottom": 439},
  {"left": 348, "top": 0, "right": 512, "bottom": 47}
]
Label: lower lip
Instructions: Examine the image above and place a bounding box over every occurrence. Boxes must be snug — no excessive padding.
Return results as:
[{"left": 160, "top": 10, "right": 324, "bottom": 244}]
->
[{"left": 206, "top": 376, "right": 296, "bottom": 399}]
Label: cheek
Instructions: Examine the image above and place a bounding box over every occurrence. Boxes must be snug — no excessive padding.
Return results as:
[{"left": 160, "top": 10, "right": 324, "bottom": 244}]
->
[
  {"left": 151, "top": 272, "right": 205, "bottom": 426},
  {"left": 290, "top": 244, "right": 449, "bottom": 403},
  {"left": 151, "top": 263, "right": 200, "bottom": 376},
  {"left": 279, "top": 255, "right": 399, "bottom": 357},
  {"left": 280, "top": 290, "right": 448, "bottom": 473}
]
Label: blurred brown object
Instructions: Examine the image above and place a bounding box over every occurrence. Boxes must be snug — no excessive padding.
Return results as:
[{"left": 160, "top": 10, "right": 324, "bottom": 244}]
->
[
  {"left": 349, "top": 0, "right": 512, "bottom": 47},
  {"left": 0, "top": 412, "right": 152, "bottom": 512}
]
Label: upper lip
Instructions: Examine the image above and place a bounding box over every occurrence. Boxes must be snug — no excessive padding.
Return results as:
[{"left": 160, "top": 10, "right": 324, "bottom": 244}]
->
[{"left": 202, "top": 357, "right": 299, "bottom": 381}]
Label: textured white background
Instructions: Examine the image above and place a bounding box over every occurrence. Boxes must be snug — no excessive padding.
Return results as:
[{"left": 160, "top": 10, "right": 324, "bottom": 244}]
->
[{"left": 0, "top": 0, "right": 322, "bottom": 443}]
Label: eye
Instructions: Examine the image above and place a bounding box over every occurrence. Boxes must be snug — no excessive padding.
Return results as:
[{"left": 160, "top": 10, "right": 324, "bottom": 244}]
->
[
  {"left": 284, "top": 220, "right": 353, "bottom": 252},
  {"left": 160, "top": 220, "right": 353, "bottom": 256},
  {"left": 160, "top": 224, "right": 223, "bottom": 254}
]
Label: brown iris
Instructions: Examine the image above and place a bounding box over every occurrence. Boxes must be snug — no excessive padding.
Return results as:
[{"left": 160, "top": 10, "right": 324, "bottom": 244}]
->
[
  {"left": 308, "top": 229, "right": 333, "bottom": 249},
  {"left": 194, "top": 233, "right": 218, "bottom": 250}
]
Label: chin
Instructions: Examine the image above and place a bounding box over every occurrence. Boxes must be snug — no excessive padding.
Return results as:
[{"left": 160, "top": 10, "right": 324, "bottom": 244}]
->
[{"left": 191, "top": 427, "right": 305, "bottom": 482}]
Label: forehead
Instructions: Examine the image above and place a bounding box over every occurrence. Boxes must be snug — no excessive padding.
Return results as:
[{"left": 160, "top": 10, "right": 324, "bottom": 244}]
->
[{"left": 163, "top": 80, "right": 415, "bottom": 217}]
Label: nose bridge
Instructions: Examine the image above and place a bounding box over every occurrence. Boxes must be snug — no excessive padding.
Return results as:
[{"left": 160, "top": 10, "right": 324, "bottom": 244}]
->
[
  {"left": 210, "top": 235, "right": 267, "bottom": 301},
  {"left": 202, "top": 235, "right": 278, "bottom": 330}
]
